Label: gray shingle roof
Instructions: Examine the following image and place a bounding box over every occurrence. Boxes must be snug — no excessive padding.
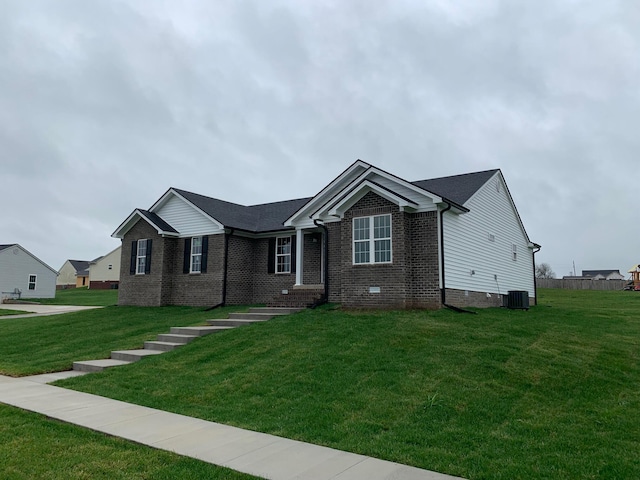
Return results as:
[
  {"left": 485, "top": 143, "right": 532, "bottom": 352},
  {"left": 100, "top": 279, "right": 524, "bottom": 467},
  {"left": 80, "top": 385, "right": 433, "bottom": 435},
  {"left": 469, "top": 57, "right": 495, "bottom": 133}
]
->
[
  {"left": 174, "top": 189, "right": 311, "bottom": 233},
  {"left": 411, "top": 169, "right": 499, "bottom": 206},
  {"left": 582, "top": 270, "right": 621, "bottom": 277},
  {"left": 168, "top": 169, "right": 497, "bottom": 233},
  {"left": 69, "top": 260, "right": 90, "bottom": 276},
  {"left": 138, "top": 210, "right": 179, "bottom": 234}
]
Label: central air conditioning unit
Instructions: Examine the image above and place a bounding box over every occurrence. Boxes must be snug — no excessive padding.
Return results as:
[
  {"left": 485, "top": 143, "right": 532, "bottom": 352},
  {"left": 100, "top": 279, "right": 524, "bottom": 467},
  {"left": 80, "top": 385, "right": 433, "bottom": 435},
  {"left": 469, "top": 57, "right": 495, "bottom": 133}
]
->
[{"left": 506, "top": 290, "right": 529, "bottom": 310}]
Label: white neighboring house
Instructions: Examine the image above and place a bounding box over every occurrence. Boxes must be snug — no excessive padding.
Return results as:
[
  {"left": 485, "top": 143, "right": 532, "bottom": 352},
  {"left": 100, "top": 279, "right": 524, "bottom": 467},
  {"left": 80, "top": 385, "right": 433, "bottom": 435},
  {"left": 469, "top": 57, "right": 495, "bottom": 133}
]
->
[
  {"left": 0, "top": 244, "right": 57, "bottom": 300},
  {"left": 89, "top": 246, "right": 121, "bottom": 289}
]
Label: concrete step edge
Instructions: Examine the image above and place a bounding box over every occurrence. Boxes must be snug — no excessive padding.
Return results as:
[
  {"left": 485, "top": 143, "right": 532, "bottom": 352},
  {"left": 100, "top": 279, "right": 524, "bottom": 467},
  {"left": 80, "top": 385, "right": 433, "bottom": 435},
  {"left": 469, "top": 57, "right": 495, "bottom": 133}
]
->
[
  {"left": 73, "top": 359, "right": 132, "bottom": 372},
  {"left": 156, "top": 333, "right": 197, "bottom": 344},
  {"left": 169, "top": 326, "right": 234, "bottom": 336},
  {"left": 144, "top": 341, "right": 183, "bottom": 352},
  {"left": 111, "top": 349, "right": 165, "bottom": 362}
]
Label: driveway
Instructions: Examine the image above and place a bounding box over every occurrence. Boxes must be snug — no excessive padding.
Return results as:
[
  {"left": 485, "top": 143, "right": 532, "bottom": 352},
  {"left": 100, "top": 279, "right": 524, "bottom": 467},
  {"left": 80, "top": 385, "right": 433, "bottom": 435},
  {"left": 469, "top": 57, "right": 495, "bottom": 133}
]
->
[{"left": 0, "top": 304, "right": 102, "bottom": 320}]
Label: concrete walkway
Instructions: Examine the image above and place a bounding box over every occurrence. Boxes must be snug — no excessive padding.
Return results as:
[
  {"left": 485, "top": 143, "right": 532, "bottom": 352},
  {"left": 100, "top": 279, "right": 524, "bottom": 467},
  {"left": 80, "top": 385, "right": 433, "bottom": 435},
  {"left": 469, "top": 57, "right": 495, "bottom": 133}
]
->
[
  {"left": 0, "top": 304, "right": 102, "bottom": 320},
  {"left": 0, "top": 375, "right": 463, "bottom": 480}
]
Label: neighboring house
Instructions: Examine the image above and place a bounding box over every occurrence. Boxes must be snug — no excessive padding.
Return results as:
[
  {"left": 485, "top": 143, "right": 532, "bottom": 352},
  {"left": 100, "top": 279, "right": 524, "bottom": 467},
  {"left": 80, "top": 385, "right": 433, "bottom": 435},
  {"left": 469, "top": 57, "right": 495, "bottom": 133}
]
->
[
  {"left": 581, "top": 270, "right": 625, "bottom": 281},
  {"left": 88, "top": 246, "right": 121, "bottom": 289},
  {"left": 0, "top": 244, "right": 57, "bottom": 300},
  {"left": 57, "top": 259, "right": 90, "bottom": 289},
  {"left": 628, "top": 264, "right": 640, "bottom": 288},
  {"left": 113, "top": 160, "right": 539, "bottom": 309}
]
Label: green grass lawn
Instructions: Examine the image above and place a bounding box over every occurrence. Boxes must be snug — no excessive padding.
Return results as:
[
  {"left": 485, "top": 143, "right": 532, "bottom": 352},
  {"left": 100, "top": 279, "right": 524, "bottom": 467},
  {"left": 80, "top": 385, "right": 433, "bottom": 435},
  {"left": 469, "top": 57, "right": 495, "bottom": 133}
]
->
[
  {"left": 0, "top": 308, "right": 28, "bottom": 315},
  {"left": 29, "top": 286, "right": 118, "bottom": 306},
  {"left": 0, "top": 404, "right": 259, "bottom": 479},
  {"left": 3, "top": 288, "right": 640, "bottom": 478},
  {"left": 0, "top": 305, "right": 248, "bottom": 376},
  {"left": 51, "top": 289, "right": 640, "bottom": 479}
]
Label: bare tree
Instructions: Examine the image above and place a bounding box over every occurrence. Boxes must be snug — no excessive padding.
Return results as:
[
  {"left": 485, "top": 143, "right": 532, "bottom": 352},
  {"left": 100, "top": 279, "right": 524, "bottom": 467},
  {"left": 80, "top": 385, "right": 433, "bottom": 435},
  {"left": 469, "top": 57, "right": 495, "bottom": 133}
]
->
[{"left": 535, "top": 263, "right": 555, "bottom": 279}]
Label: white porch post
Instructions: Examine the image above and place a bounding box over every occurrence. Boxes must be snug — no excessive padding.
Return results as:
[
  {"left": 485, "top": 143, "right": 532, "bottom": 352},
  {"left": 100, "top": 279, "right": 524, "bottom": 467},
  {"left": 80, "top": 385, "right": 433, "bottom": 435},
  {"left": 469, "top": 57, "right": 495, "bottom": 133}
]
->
[{"left": 295, "top": 228, "right": 304, "bottom": 286}]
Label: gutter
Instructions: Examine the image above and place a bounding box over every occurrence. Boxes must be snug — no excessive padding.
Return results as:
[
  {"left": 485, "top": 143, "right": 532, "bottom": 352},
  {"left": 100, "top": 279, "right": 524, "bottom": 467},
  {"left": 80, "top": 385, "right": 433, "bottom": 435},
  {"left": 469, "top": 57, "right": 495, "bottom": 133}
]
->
[
  {"left": 206, "top": 228, "right": 234, "bottom": 311},
  {"left": 312, "top": 219, "right": 329, "bottom": 308},
  {"left": 439, "top": 202, "right": 452, "bottom": 307},
  {"left": 532, "top": 243, "right": 541, "bottom": 306}
]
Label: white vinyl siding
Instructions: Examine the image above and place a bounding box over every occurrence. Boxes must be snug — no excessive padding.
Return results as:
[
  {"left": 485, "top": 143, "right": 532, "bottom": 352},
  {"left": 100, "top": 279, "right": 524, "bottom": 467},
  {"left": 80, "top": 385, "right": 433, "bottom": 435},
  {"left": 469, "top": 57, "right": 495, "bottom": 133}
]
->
[
  {"left": 442, "top": 172, "right": 534, "bottom": 296},
  {"left": 89, "top": 246, "right": 121, "bottom": 283},
  {"left": 155, "top": 195, "right": 223, "bottom": 236},
  {"left": 0, "top": 246, "right": 56, "bottom": 299}
]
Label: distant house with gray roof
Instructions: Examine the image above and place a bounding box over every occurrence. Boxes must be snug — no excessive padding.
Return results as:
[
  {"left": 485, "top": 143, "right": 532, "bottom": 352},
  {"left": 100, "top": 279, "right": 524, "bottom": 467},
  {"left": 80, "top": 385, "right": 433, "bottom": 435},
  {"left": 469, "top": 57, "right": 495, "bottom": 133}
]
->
[
  {"left": 112, "top": 160, "right": 539, "bottom": 309},
  {"left": 57, "top": 259, "right": 91, "bottom": 289},
  {"left": 0, "top": 244, "right": 57, "bottom": 300},
  {"left": 581, "top": 270, "right": 625, "bottom": 281}
]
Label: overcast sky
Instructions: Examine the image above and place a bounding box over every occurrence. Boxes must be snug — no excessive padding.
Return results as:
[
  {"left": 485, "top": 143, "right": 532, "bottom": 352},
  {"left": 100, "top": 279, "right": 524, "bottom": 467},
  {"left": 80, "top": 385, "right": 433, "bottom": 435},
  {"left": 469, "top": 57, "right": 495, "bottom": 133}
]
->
[{"left": 2, "top": 0, "right": 639, "bottom": 278}]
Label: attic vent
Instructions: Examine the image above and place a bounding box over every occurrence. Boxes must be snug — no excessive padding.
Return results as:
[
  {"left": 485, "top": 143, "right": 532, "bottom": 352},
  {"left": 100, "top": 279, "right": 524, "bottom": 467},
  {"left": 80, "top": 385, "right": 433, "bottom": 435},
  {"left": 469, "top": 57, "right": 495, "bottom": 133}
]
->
[
  {"left": 496, "top": 180, "right": 501, "bottom": 192},
  {"left": 488, "top": 233, "right": 495, "bottom": 242}
]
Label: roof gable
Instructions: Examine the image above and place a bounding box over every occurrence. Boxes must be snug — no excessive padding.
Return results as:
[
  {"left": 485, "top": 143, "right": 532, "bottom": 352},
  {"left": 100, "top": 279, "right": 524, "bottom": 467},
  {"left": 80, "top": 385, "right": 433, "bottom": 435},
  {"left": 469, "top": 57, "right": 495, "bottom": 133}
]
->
[
  {"left": 112, "top": 209, "right": 180, "bottom": 239},
  {"left": 285, "top": 161, "right": 489, "bottom": 227},
  {"left": 0, "top": 244, "right": 58, "bottom": 274}
]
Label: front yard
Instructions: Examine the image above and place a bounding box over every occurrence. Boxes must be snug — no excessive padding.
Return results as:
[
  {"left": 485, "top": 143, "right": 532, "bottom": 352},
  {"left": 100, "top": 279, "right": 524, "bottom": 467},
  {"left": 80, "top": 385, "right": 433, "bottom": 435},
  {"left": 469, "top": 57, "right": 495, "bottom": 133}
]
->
[{"left": 1, "top": 289, "right": 639, "bottom": 478}]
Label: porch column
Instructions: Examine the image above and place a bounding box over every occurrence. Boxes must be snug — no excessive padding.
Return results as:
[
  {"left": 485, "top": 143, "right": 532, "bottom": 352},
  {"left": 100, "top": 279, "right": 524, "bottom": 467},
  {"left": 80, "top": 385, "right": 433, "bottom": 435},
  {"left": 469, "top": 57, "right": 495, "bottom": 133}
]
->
[{"left": 295, "top": 228, "right": 304, "bottom": 286}]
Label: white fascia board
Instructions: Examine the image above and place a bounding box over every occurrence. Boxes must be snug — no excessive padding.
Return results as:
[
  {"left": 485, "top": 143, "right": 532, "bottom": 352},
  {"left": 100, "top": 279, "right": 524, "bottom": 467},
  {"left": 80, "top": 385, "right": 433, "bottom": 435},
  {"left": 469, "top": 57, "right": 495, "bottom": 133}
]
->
[
  {"left": 367, "top": 166, "right": 445, "bottom": 204},
  {"left": 284, "top": 160, "right": 371, "bottom": 227},
  {"left": 111, "top": 210, "right": 180, "bottom": 239},
  {"left": 153, "top": 188, "right": 225, "bottom": 231},
  {"left": 323, "top": 181, "right": 417, "bottom": 218},
  {"left": 312, "top": 167, "right": 444, "bottom": 221}
]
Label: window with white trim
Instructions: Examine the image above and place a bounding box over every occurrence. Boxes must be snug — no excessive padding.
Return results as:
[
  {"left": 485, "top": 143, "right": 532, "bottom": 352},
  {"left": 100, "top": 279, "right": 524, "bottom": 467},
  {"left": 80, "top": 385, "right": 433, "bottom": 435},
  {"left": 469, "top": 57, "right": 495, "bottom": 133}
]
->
[
  {"left": 276, "top": 237, "right": 291, "bottom": 273},
  {"left": 353, "top": 214, "right": 392, "bottom": 264},
  {"left": 136, "top": 239, "right": 147, "bottom": 274},
  {"left": 28, "top": 274, "right": 37, "bottom": 290},
  {"left": 191, "top": 236, "right": 203, "bottom": 273}
]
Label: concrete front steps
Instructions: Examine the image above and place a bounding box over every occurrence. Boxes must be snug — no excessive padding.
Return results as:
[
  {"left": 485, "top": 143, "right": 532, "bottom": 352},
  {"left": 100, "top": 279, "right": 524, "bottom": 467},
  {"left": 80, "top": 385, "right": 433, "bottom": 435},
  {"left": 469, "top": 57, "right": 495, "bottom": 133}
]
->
[{"left": 72, "top": 307, "right": 301, "bottom": 373}]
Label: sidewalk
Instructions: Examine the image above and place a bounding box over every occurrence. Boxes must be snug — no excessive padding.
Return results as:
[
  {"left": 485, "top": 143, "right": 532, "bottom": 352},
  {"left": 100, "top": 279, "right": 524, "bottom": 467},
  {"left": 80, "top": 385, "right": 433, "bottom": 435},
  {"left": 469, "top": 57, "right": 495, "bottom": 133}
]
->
[
  {"left": 0, "top": 375, "right": 463, "bottom": 480},
  {"left": 0, "top": 305, "right": 102, "bottom": 320}
]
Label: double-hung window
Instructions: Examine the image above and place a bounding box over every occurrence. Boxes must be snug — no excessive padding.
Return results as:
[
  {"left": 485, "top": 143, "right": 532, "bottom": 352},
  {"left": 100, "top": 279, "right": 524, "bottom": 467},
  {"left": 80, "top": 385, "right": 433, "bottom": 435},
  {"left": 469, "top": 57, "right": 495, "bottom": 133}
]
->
[
  {"left": 28, "top": 274, "right": 37, "bottom": 290},
  {"left": 191, "top": 236, "right": 203, "bottom": 273},
  {"left": 353, "top": 214, "right": 392, "bottom": 264},
  {"left": 276, "top": 237, "right": 292, "bottom": 273},
  {"left": 136, "top": 240, "right": 147, "bottom": 274}
]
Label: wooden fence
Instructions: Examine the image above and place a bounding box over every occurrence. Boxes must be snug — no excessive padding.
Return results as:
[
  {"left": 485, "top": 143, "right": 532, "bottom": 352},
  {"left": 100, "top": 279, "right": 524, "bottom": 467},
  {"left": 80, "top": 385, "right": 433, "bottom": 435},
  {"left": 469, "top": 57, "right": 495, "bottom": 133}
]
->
[{"left": 537, "top": 279, "right": 628, "bottom": 290}]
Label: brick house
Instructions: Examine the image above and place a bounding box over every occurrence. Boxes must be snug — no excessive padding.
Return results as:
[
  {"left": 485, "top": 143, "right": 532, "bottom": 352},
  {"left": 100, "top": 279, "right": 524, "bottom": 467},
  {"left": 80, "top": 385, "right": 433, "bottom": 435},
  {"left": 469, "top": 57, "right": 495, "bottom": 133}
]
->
[{"left": 113, "top": 161, "right": 539, "bottom": 309}]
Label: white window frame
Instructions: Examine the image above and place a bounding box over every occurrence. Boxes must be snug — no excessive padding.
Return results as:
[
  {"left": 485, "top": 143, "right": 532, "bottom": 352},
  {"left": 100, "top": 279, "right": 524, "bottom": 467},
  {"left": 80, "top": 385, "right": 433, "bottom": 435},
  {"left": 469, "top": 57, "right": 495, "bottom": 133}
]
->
[
  {"left": 190, "top": 236, "right": 203, "bottom": 273},
  {"left": 136, "top": 239, "right": 147, "bottom": 275},
  {"left": 276, "top": 236, "right": 292, "bottom": 274},
  {"left": 28, "top": 274, "right": 37, "bottom": 290},
  {"left": 353, "top": 214, "right": 392, "bottom": 265}
]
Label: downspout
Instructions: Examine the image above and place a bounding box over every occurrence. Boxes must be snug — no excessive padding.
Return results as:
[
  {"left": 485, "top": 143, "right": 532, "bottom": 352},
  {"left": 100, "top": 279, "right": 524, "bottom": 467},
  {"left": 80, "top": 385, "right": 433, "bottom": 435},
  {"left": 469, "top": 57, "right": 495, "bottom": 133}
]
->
[
  {"left": 532, "top": 243, "right": 541, "bottom": 306},
  {"left": 206, "top": 228, "right": 234, "bottom": 311},
  {"left": 439, "top": 202, "right": 452, "bottom": 307},
  {"left": 313, "top": 219, "right": 329, "bottom": 308}
]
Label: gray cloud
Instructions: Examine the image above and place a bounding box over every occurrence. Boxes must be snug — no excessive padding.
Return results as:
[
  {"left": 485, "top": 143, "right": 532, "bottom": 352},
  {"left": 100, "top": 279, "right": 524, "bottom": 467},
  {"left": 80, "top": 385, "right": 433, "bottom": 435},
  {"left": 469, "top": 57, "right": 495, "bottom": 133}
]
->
[{"left": 1, "top": 0, "right": 639, "bottom": 277}]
